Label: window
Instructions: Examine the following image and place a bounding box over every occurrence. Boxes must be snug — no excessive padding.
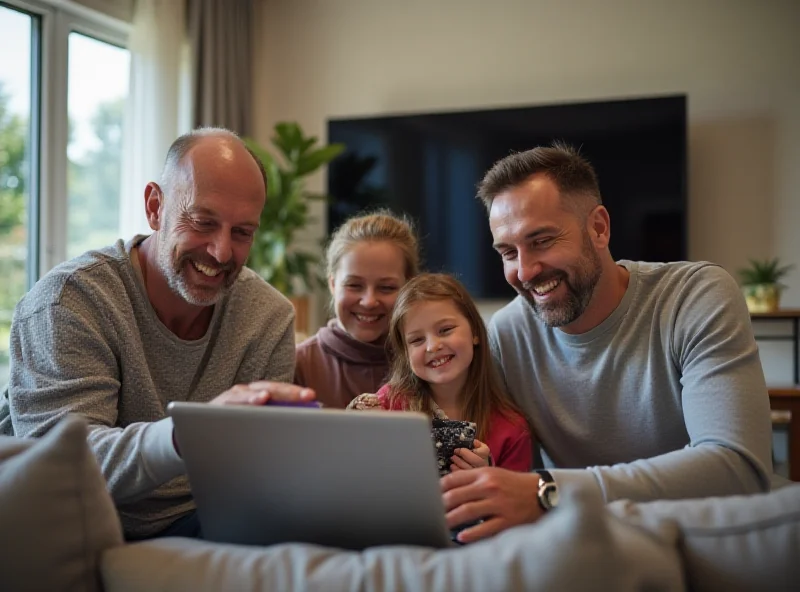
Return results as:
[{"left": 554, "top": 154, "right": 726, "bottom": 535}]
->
[
  {"left": 0, "top": 0, "right": 129, "bottom": 384},
  {"left": 0, "top": 4, "right": 36, "bottom": 385},
  {"left": 67, "top": 32, "right": 130, "bottom": 259}
]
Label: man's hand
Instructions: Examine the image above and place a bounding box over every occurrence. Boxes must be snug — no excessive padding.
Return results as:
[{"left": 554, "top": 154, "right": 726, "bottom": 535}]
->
[
  {"left": 450, "top": 438, "right": 491, "bottom": 471},
  {"left": 172, "top": 382, "right": 317, "bottom": 456},
  {"left": 441, "top": 467, "right": 543, "bottom": 543},
  {"left": 210, "top": 381, "right": 316, "bottom": 406}
]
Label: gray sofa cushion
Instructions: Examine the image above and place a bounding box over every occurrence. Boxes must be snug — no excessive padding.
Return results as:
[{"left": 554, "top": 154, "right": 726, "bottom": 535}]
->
[
  {"left": 608, "top": 483, "right": 800, "bottom": 591},
  {"left": 0, "top": 415, "right": 124, "bottom": 592},
  {"left": 101, "top": 487, "right": 684, "bottom": 592}
]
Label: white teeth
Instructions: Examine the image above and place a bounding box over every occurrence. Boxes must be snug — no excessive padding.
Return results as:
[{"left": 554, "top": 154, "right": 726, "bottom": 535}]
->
[
  {"left": 533, "top": 279, "right": 560, "bottom": 295},
  {"left": 355, "top": 314, "right": 380, "bottom": 323},
  {"left": 192, "top": 261, "right": 221, "bottom": 277},
  {"left": 429, "top": 356, "right": 453, "bottom": 368}
]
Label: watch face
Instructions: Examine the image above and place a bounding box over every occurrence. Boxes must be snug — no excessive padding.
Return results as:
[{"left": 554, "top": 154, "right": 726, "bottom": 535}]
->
[
  {"left": 545, "top": 485, "right": 560, "bottom": 509},
  {"left": 541, "top": 482, "right": 559, "bottom": 510}
]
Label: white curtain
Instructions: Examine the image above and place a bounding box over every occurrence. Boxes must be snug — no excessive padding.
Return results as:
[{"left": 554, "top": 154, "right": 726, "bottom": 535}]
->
[{"left": 119, "top": 0, "right": 189, "bottom": 239}]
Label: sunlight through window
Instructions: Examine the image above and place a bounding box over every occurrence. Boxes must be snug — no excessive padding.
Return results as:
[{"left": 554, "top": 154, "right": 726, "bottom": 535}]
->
[
  {"left": 66, "top": 32, "right": 130, "bottom": 259},
  {"left": 0, "top": 4, "right": 34, "bottom": 385}
]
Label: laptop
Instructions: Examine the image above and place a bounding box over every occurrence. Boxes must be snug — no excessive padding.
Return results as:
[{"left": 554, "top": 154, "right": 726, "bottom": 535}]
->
[{"left": 167, "top": 401, "right": 452, "bottom": 550}]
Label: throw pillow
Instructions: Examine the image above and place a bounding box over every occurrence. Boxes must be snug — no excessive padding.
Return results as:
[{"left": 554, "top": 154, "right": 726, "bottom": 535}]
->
[{"left": 0, "top": 415, "right": 123, "bottom": 592}]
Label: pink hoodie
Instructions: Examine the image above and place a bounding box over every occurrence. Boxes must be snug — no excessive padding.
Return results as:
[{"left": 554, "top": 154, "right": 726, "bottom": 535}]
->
[{"left": 294, "top": 319, "right": 390, "bottom": 409}]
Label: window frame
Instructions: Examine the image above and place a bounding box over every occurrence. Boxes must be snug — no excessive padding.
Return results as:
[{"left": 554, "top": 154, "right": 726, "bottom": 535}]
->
[{"left": 1, "top": 0, "right": 130, "bottom": 281}]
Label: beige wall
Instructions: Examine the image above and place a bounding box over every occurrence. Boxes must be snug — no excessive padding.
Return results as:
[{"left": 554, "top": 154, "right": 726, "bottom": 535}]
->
[
  {"left": 252, "top": 0, "right": 800, "bottom": 333},
  {"left": 71, "top": 0, "right": 134, "bottom": 22}
]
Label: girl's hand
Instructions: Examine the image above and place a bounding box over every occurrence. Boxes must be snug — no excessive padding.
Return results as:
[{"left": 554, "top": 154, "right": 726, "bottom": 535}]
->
[{"left": 450, "top": 439, "right": 492, "bottom": 471}]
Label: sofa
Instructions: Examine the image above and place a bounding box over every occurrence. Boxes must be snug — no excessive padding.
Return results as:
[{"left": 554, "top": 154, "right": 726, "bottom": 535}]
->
[{"left": 0, "top": 415, "right": 797, "bottom": 592}]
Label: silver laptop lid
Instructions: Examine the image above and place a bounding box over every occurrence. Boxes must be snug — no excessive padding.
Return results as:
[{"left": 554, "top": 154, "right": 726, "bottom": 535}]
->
[{"left": 168, "top": 401, "right": 451, "bottom": 550}]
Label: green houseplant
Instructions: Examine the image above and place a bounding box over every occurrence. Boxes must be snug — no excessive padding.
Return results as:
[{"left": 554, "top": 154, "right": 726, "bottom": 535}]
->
[
  {"left": 244, "top": 122, "right": 345, "bottom": 297},
  {"left": 737, "top": 258, "right": 795, "bottom": 313}
]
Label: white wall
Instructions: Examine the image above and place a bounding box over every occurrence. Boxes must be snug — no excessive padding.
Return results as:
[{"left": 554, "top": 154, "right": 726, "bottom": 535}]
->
[{"left": 252, "top": 0, "right": 800, "bottom": 367}]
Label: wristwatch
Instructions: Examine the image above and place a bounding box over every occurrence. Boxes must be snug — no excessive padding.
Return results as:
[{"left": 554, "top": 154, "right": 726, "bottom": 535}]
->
[{"left": 535, "top": 470, "right": 559, "bottom": 512}]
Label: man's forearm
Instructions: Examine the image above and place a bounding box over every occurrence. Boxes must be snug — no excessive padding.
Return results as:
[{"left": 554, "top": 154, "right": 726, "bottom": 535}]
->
[
  {"left": 548, "top": 443, "right": 769, "bottom": 504},
  {"left": 87, "top": 418, "right": 185, "bottom": 504}
]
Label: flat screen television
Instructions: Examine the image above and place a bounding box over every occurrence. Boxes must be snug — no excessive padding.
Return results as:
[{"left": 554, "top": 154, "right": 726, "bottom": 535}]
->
[{"left": 327, "top": 95, "right": 687, "bottom": 299}]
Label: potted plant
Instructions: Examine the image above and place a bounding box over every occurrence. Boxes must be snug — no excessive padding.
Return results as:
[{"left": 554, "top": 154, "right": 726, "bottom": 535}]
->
[
  {"left": 244, "top": 123, "right": 345, "bottom": 333},
  {"left": 737, "top": 258, "right": 795, "bottom": 313}
]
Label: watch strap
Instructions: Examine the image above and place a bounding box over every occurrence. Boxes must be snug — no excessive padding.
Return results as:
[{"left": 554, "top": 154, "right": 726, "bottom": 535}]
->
[{"left": 537, "top": 469, "right": 555, "bottom": 484}]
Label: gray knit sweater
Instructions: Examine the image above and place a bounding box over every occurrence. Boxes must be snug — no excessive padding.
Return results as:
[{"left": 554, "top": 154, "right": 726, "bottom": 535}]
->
[
  {"left": 489, "top": 261, "right": 773, "bottom": 502},
  {"left": 0, "top": 237, "right": 295, "bottom": 537}
]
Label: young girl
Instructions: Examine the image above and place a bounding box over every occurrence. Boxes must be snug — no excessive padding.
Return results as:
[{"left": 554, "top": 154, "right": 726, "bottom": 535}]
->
[
  {"left": 348, "top": 273, "right": 533, "bottom": 472},
  {"left": 294, "top": 210, "right": 420, "bottom": 409}
]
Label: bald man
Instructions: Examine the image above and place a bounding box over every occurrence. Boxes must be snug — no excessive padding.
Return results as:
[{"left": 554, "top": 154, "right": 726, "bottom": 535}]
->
[{"left": 0, "top": 128, "right": 314, "bottom": 539}]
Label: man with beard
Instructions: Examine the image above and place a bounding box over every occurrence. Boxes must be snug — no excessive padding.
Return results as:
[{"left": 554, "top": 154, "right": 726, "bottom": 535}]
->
[
  {"left": 0, "top": 128, "right": 315, "bottom": 539},
  {"left": 441, "top": 143, "right": 773, "bottom": 544}
]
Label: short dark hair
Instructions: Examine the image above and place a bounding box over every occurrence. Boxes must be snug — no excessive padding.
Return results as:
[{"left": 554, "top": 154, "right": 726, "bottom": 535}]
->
[{"left": 476, "top": 142, "right": 601, "bottom": 217}]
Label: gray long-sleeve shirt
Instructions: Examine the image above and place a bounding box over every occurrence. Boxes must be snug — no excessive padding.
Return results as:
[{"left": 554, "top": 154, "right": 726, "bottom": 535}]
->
[
  {"left": 0, "top": 237, "right": 296, "bottom": 537},
  {"left": 488, "top": 260, "right": 772, "bottom": 502}
]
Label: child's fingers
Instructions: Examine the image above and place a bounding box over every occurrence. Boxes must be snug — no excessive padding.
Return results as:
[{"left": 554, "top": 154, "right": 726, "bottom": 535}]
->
[
  {"left": 462, "top": 443, "right": 489, "bottom": 459},
  {"left": 452, "top": 449, "right": 485, "bottom": 469},
  {"left": 450, "top": 454, "right": 474, "bottom": 470},
  {"left": 472, "top": 441, "right": 491, "bottom": 460},
  {"left": 455, "top": 448, "right": 481, "bottom": 462}
]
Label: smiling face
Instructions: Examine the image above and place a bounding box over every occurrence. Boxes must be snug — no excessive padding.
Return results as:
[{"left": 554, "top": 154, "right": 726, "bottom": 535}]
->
[
  {"left": 329, "top": 241, "right": 407, "bottom": 343},
  {"left": 402, "top": 299, "right": 476, "bottom": 395},
  {"left": 151, "top": 138, "right": 265, "bottom": 307},
  {"left": 489, "top": 173, "right": 605, "bottom": 329}
]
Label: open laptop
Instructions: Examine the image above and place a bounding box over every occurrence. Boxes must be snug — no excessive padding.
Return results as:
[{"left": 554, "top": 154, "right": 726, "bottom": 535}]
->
[{"left": 167, "top": 401, "right": 452, "bottom": 550}]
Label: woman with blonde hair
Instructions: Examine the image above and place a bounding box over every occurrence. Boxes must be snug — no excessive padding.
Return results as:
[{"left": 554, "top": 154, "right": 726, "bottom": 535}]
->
[{"left": 294, "top": 210, "right": 420, "bottom": 408}]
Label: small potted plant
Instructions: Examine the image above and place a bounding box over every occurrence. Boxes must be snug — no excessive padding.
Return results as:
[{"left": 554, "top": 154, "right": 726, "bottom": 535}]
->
[{"left": 737, "top": 258, "right": 795, "bottom": 313}]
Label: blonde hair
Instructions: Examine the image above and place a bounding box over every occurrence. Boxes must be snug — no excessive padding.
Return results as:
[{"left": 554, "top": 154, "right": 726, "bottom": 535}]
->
[
  {"left": 385, "top": 273, "right": 525, "bottom": 440},
  {"left": 326, "top": 209, "right": 421, "bottom": 279}
]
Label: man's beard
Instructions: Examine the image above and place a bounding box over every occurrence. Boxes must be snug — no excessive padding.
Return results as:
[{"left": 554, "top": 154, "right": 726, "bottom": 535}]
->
[
  {"left": 519, "top": 233, "right": 602, "bottom": 328},
  {"left": 157, "top": 240, "right": 238, "bottom": 307}
]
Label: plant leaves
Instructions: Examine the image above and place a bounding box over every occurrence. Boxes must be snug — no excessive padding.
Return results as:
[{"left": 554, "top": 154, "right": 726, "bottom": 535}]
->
[
  {"left": 296, "top": 144, "right": 346, "bottom": 177},
  {"left": 245, "top": 123, "right": 342, "bottom": 296},
  {"left": 738, "top": 257, "right": 795, "bottom": 286}
]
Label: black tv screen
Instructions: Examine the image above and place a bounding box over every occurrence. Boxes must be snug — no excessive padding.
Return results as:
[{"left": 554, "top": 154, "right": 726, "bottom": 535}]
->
[{"left": 327, "top": 95, "right": 687, "bottom": 299}]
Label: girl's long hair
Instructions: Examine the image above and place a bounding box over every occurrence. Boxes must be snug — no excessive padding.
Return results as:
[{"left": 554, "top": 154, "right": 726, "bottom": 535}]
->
[{"left": 384, "top": 273, "right": 525, "bottom": 440}]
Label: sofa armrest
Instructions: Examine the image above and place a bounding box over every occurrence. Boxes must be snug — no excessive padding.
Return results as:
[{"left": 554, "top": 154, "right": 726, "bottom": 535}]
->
[{"left": 608, "top": 483, "right": 800, "bottom": 591}]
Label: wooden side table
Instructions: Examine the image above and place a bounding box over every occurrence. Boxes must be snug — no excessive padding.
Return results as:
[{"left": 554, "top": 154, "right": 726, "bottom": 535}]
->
[
  {"left": 750, "top": 309, "right": 800, "bottom": 384},
  {"left": 768, "top": 386, "right": 800, "bottom": 482},
  {"left": 750, "top": 310, "right": 800, "bottom": 480}
]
